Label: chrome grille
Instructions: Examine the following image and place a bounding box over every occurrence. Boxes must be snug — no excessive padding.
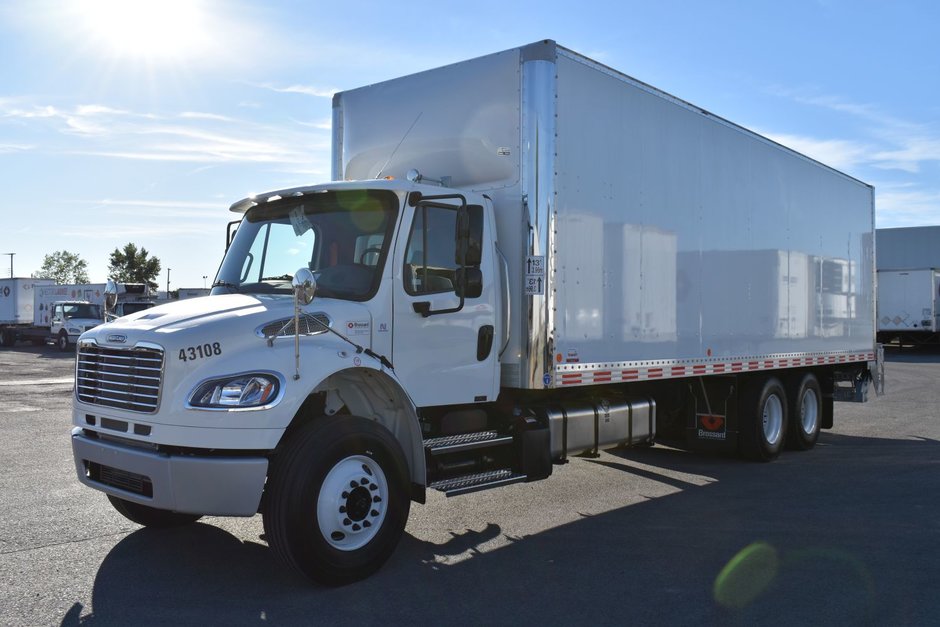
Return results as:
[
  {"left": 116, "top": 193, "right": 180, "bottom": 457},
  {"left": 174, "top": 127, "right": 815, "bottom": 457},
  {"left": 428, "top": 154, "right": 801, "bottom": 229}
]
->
[
  {"left": 257, "top": 313, "right": 331, "bottom": 338},
  {"left": 76, "top": 342, "right": 164, "bottom": 413}
]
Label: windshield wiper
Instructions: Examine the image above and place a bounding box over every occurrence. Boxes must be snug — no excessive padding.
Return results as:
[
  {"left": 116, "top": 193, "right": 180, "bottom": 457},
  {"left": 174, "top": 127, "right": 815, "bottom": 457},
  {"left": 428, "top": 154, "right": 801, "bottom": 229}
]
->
[{"left": 211, "top": 280, "right": 240, "bottom": 293}]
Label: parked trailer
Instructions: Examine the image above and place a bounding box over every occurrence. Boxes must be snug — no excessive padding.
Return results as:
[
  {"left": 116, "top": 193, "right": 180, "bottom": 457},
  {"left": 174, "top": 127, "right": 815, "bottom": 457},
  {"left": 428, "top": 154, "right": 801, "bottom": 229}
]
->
[
  {"left": 70, "top": 40, "right": 882, "bottom": 585},
  {"left": 877, "top": 268, "right": 940, "bottom": 345}
]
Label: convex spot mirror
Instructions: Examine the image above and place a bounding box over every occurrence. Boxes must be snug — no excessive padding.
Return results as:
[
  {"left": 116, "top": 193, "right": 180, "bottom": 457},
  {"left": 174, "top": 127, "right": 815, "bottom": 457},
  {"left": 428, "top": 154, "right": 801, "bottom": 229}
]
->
[
  {"left": 104, "top": 280, "right": 118, "bottom": 313},
  {"left": 292, "top": 268, "right": 317, "bottom": 305},
  {"left": 455, "top": 267, "right": 483, "bottom": 299}
]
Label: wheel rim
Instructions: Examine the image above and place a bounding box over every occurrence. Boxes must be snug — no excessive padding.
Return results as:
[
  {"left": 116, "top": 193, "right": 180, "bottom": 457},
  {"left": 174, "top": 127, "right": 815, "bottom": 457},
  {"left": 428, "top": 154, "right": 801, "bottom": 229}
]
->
[
  {"left": 762, "top": 393, "right": 784, "bottom": 445},
  {"left": 58, "top": 335, "right": 67, "bottom": 349},
  {"left": 317, "top": 455, "right": 388, "bottom": 551},
  {"left": 800, "top": 388, "right": 819, "bottom": 436}
]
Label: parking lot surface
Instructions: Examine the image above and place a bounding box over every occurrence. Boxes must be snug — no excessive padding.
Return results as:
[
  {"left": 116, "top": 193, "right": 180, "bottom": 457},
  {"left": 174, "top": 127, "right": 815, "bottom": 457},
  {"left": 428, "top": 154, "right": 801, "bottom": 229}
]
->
[{"left": 1, "top": 345, "right": 938, "bottom": 626}]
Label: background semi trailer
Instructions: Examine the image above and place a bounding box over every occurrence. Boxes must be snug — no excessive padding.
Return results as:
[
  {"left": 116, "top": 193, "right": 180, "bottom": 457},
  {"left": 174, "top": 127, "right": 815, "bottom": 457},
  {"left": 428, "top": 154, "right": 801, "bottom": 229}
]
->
[
  {"left": 876, "top": 226, "right": 940, "bottom": 345},
  {"left": 877, "top": 268, "right": 940, "bottom": 345},
  {"left": 70, "top": 40, "right": 882, "bottom": 585}
]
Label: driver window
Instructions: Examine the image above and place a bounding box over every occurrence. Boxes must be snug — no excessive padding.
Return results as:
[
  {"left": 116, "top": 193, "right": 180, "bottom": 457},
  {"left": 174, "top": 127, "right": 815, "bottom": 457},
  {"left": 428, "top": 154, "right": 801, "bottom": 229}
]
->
[{"left": 404, "top": 205, "right": 456, "bottom": 295}]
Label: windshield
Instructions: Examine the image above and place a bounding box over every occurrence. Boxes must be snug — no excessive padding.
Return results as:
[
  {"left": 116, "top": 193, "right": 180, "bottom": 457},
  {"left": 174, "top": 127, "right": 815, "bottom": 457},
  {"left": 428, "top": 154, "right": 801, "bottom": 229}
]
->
[
  {"left": 213, "top": 189, "right": 399, "bottom": 301},
  {"left": 119, "top": 302, "right": 154, "bottom": 316},
  {"left": 64, "top": 303, "right": 102, "bottom": 319}
]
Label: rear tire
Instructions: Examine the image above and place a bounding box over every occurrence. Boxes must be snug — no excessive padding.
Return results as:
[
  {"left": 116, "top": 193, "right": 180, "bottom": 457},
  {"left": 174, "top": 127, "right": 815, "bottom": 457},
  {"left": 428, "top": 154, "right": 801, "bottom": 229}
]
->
[
  {"left": 0, "top": 330, "right": 14, "bottom": 347},
  {"left": 107, "top": 495, "right": 202, "bottom": 528},
  {"left": 786, "top": 373, "right": 822, "bottom": 450},
  {"left": 739, "top": 376, "right": 788, "bottom": 462},
  {"left": 262, "top": 415, "right": 411, "bottom": 586}
]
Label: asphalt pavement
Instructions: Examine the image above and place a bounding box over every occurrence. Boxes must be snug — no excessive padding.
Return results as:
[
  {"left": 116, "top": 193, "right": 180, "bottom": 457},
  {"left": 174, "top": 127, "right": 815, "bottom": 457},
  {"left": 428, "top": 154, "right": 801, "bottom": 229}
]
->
[{"left": 1, "top": 344, "right": 937, "bottom": 626}]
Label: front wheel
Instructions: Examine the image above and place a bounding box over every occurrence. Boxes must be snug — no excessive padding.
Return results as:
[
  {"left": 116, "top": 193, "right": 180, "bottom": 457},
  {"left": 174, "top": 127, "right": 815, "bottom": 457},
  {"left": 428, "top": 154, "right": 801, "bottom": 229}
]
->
[
  {"left": 56, "top": 331, "right": 70, "bottom": 352},
  {"left": 107, "top": 495, "right": 202, "bottom": 528},
  {"left": 262, "top": 415, "right": 411, "bottom": 586}
]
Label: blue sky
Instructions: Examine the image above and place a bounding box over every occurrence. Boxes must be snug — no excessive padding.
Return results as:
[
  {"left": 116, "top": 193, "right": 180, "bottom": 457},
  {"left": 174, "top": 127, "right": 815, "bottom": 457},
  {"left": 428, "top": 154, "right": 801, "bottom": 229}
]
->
[{"left": 1, "top": 0, "right": 938, "bottom": 288}]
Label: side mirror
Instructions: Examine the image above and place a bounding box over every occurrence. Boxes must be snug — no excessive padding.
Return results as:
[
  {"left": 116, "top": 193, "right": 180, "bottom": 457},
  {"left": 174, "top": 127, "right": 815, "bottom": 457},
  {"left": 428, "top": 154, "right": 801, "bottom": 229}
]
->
[
  {"left": 292, "top": 268, "right": 317, "bottom": 305},
  {"left": 455, "top": 267, "right": 483, "bottom": 299}
]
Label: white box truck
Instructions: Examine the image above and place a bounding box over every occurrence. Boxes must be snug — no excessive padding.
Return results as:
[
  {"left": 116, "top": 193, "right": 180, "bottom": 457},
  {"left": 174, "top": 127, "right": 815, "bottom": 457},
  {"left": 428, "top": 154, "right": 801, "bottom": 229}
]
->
[
  {"left": 69, "top": 40, "right": 881, "bottom": 585},
  {"left": 877, "top": 268, "right": 940, "bottom": 344},
  {"left": 0, "top": 278, "right": 55, "bottom": 346},
  {"left": 0, "top": 281, "right": 153, "bottom": 349}
]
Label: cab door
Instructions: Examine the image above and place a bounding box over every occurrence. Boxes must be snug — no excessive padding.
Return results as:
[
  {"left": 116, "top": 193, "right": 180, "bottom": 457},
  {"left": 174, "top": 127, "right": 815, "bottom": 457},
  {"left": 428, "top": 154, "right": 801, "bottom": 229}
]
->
[{"left": 391, "top": 197, "right": 499, "bottom": 407}]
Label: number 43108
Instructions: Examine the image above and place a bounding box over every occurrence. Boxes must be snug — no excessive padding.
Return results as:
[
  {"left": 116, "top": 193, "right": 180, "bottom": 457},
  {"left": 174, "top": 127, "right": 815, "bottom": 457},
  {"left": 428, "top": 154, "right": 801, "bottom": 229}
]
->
[{"left": 179, "top": 342, "right": 222, "bottom": 362}]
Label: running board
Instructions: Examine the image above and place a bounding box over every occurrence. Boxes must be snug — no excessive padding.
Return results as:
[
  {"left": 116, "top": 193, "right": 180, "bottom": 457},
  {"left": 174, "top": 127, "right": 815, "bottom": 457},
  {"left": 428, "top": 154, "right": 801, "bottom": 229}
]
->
[
  {"left": 423, "top": 431, "right": 514, "bottom": 456},
  {"left": 429, "top": 469, "right": 527, "bottom": 497}
]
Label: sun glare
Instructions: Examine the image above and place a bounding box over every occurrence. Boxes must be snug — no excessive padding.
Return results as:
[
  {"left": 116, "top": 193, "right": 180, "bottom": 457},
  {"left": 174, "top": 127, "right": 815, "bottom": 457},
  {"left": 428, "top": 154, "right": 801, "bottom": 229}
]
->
[{"left": 75, "top": 0, "right": 209, "bottom": 61}]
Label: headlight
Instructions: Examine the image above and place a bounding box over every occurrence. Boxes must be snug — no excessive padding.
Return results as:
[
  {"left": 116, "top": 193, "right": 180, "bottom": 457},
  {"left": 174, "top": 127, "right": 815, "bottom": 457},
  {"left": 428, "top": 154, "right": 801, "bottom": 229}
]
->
[
  {"left": 67, "top": 327, "right": 82, "bottom": 334},
  {"left": 189, "top": 373, "right": 281, "bottom": 409}
]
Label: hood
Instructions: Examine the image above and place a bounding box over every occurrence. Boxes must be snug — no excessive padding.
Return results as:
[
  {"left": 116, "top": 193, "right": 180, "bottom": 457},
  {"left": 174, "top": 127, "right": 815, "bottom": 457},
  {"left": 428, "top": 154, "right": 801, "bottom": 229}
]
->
[{"left": 81, "top": 293, "right": 373, "bottom": 352}]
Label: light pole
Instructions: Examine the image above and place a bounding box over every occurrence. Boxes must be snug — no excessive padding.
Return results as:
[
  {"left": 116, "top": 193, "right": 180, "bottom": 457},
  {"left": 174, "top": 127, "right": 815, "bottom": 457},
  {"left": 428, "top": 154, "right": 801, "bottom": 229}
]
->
[
  {"left": 3, "top": 253, "right": 13, "bottom": 278},
  {"left": 203, "top": 275, "right": 207, "bottom": 289},
  {"left": 166, "top": 268, "right": 171, "bottom": 296}
]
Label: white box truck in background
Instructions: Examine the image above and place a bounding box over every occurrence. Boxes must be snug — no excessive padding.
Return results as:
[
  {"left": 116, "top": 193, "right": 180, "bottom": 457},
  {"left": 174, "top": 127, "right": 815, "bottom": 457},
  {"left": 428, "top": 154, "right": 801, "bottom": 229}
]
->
[
  {"left": 69, "top": 40, "right": 882, "bottom": 585},
  {"left": 0, "top": 280, "right": 153, "bottom": 349}
]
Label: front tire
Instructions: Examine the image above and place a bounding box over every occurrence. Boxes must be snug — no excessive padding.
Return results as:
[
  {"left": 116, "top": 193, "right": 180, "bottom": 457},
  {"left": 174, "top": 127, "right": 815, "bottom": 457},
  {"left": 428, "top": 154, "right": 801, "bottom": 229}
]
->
[
  {"left": 107, "top": 495, "right": 202, "bottom": 528},
  {"left": 739, "top": 376, "right": 788, "bottom": 462},
  {"left": 787, "top": 373, "right": 822, "bottom": 450},
  {"left": 262, "top": 415, "right": 411, "bottom": 586},
  {"left": 56, "top": 331, "right": 70, "bottom": 352}
]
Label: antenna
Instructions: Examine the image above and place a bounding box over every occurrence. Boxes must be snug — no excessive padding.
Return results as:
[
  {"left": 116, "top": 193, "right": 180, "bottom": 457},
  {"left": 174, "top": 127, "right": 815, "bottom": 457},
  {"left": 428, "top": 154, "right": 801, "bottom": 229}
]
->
[{"left": 375, "top": 112, "right": 422, "bottom": 179}]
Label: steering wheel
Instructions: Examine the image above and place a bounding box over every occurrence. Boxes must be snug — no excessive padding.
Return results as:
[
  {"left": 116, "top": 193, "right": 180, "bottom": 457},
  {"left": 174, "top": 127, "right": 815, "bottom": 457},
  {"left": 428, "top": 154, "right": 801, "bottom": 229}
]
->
[{"left": 358, "top": 246, "right": 383, "bottom": 265}]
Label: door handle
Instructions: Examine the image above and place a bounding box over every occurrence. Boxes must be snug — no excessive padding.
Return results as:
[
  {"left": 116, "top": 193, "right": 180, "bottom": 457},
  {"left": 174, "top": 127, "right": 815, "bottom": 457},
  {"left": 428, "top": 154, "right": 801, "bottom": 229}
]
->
[{"left": 477, "top": 325, "right": 494, "bottom": 361}]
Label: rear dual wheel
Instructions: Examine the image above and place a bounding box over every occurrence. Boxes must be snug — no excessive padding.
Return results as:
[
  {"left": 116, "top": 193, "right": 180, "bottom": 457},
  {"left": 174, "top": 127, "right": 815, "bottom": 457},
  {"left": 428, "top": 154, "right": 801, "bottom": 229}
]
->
[
  {"left": 786, "top": 373, "right": 822, "bottom": 450},
  {"left": 740, "top": 377, "right": 788, "bottom": 462}
]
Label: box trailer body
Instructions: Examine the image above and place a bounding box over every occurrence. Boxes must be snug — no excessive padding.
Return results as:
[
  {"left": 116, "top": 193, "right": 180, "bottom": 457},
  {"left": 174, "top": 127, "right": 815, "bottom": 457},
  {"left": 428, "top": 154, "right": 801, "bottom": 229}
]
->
[
  {"left": 69, "top": 40, "right": 881, "bottom": 585},
  {"left": 877, "top": 268, "right": 940, "bottom": 343},
  {"left": 334, "top": 40, "right": 876, "bottom": 385},
  {"left": 0, "top": 278, "right": 55, "bottom": 325}
]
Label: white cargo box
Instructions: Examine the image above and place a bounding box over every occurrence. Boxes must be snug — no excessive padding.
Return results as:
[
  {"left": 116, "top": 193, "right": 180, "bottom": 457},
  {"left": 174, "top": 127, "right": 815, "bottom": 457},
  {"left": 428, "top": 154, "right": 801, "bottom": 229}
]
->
[
  {"left": 334, "top": 40, "right": 876, "bottom": 389},
  {"left": 0, "top": 278, "right": 54, "bottom": 325},
  {"left": 877, "top": 269, "right": 940, "bottom": 332}
]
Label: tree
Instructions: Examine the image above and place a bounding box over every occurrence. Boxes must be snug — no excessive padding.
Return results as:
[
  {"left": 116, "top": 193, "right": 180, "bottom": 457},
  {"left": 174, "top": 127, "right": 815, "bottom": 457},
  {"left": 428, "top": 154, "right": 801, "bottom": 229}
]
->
[
  {"left": 35, "top": 250, "right": 90, "bottom": 284},
  {"left": 108, "top": 243, "right": 162, "bottom": 289}
]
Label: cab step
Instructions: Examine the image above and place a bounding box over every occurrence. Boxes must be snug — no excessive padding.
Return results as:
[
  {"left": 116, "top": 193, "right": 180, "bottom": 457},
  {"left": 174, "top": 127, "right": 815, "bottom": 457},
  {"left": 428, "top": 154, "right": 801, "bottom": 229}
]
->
[
  {"left": 423, "top": 430, "right": 513, "bottom": 455},
  {"left": 429, "top": 468, "right": 527, "bottom": 497}
]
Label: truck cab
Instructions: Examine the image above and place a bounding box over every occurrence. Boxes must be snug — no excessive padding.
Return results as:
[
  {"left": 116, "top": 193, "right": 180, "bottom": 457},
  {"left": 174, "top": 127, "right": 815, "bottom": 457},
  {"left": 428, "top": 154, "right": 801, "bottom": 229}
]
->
[
  {"left": 51, "top": 300, "right": 103, "bottom": 351},
  {"left": 71, "top": 178, "right": 507, "bottom": 584}
]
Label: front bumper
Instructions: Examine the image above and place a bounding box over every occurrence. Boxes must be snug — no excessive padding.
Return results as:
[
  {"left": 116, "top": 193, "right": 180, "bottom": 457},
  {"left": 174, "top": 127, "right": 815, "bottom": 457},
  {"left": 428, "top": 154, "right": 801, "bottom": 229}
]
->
[{"left": 71, "top": 428, "right": 268, "bottom": 516}]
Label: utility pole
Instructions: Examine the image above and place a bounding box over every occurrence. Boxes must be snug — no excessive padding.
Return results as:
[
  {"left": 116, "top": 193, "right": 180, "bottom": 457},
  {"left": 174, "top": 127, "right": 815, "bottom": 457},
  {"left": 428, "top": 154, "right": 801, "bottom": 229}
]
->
[
  {"left": 167, "top": 268, "right": 171, "bottom": 295},
  {"left": 203, "top": 275, "right": 207, "bottom": 289},
  {"left": 3, "top": 253, "right": 13, "bottom": 278}
]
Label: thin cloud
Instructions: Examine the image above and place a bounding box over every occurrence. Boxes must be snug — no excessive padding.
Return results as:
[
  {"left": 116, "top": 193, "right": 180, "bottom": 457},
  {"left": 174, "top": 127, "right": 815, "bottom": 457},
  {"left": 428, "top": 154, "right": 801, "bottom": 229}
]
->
[
  {"left": 1, "top": 99, "right": 328, "bottom": 170},
  {"left": 256, "top": 82, "right": 338, "bottom": 98},
  {"left": 757, "top": 130, "right": 871, "bottom": 171},
  {"left": 768, "top": 86, "right": 940, "bottom": 174},
  {"left": 874, "top": 184, "right": 940, "bottom": 227}
]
